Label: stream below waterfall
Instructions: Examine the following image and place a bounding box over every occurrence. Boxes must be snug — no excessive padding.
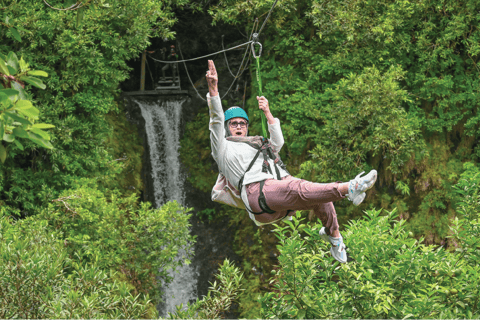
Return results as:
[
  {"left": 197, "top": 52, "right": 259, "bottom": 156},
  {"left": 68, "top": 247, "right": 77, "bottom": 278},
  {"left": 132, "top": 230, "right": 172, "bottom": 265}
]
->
[{"left": 127, "top": 95, "right": 242, "bottom": 318}]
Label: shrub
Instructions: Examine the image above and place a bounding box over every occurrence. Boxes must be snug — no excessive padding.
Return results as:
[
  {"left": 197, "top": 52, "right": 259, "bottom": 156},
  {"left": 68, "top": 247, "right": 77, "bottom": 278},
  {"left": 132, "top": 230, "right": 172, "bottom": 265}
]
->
[
  {"left": 0, "top": 212, "right": 153, "bottom": 318},
  {"left": 259, "top": 202, "right": 480, "bottom": 319},
  {"left": 38, "top": 178, "right": 196, "bottom": 305}
]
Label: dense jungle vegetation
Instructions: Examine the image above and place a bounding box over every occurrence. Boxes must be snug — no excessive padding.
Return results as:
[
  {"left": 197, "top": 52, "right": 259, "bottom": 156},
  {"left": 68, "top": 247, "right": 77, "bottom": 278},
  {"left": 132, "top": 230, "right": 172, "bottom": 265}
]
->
[{"left": 1, "top": 0, "right": 480, "bottom": 318}]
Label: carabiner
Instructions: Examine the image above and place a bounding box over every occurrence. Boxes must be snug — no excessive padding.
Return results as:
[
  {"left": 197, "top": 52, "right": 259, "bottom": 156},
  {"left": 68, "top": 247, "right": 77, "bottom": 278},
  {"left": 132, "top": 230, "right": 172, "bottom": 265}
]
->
[{"left": 251, "top": 33, "right": 262, "bottom": 58}]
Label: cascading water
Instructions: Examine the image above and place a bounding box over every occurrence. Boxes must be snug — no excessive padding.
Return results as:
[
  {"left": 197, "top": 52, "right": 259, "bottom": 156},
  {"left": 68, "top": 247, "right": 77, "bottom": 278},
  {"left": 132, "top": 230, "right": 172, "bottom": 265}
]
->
[{"left": 133, "top": 97, "right": 198, "bottom": 318}]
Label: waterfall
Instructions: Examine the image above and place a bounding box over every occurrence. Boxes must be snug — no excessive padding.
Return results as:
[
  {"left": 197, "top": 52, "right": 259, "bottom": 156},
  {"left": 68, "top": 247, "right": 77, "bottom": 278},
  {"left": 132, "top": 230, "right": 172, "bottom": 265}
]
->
[{"left": 133, "top": 97, "right": 198, "bottom": 318}]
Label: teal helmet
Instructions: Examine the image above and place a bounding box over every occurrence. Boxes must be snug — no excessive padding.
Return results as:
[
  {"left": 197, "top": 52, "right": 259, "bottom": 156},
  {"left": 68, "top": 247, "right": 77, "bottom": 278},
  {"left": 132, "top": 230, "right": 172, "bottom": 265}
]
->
[
  {"left": 224, "top": 107, "right": 249, "bottom": 137},
  {"left": 225, "top": 107, "right": 249, "bottom": 122}
]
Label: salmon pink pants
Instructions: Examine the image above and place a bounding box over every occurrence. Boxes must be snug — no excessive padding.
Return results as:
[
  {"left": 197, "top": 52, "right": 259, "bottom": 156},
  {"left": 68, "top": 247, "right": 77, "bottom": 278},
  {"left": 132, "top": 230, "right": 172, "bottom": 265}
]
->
[{"left": 246, "top": 175, "right": 344, "bottom": 234}]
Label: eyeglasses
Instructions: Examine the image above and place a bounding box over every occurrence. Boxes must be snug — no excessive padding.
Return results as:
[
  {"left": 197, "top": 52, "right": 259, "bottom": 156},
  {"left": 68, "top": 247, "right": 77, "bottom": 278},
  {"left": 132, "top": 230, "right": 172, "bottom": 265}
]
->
[{"left": 229, "top": 121, "right": 247, "bottom": 128}]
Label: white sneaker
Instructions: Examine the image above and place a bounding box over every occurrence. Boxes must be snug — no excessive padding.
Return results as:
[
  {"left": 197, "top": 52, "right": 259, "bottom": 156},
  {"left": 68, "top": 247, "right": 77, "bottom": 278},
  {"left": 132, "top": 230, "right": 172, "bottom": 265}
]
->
[
  {"left": 347, "top": 170, "right": 377, "bottom": 206},
  {"left": 319, "top": 227, "right": 348, "bottom": 263}
]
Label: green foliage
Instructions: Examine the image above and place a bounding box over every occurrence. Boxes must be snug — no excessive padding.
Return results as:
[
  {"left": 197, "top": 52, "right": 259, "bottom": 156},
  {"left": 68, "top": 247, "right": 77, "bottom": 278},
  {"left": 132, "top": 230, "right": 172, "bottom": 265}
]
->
[
  {"left": 179, "top": 110, "right": 218, "bottom": 193},
  {"left": 0, "top": 211, "right": 154, "bottom": 318},
  {"left": 196, "top": 207, "right": 217, "bottom": 222},
  {"left": 167, "top": 258, "right": 244, "bottom": 319},
  {"left": 103, "top": 99, "right": 144, "bottom": 195},
  {"left": 0, "top": 51, "right": 55, "bottom": 162},
  {"left": 0, "top": 0, "right": 198, "bottom": 215},
  {"left": 37, "top": 179, "right": 196, "bottom": 305},
  {"left": 301, "top": 64, "right": 422, "bottom": 181},
  {"left": 259, "top": 206, "right": 480, "bottom": 319}
]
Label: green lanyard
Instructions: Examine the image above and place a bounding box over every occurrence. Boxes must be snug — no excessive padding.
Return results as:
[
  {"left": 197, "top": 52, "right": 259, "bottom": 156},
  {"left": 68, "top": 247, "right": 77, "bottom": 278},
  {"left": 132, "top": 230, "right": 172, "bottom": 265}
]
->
[{"left": 252, "top": 35, "right": 269, "bottom": 139}]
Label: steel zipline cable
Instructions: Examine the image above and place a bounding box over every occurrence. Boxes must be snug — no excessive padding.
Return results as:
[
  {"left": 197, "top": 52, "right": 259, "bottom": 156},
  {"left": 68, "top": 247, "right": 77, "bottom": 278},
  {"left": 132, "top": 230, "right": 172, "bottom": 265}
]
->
[
  {"left": 176, "top": 17, "right": 259, "bottom": 102},
  {"left": 147, "top": 41, "right": 253, "bottom": 64},
  {"left": 257, "top": 0, "right": 279, "bottom": 37},
  {"left": 147, "top": 0, "right": 278, "bottom": 102}
]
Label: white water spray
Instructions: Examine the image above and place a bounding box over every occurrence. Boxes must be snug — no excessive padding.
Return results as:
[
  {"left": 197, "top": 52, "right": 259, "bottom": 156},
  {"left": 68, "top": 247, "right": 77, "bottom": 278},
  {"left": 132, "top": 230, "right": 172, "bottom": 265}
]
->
[{"left": 134, "top": 97, "right": 198, "bottom": 318}]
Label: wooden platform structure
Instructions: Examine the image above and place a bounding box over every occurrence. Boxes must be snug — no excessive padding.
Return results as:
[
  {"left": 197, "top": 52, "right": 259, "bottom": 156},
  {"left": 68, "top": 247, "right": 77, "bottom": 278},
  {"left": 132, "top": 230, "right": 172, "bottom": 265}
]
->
[{"left": 123, "top": 89, "right": 189, "bottom": 96}]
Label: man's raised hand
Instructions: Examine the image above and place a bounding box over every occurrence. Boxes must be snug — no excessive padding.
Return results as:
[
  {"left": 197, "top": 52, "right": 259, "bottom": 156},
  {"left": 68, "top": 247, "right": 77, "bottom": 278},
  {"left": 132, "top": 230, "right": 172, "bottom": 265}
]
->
[
  {"left": 257, "top": 96, "right": 270, "bottom": 114},
  {"left": 206, "top": 60, "right": 218, "bottom": 96}
]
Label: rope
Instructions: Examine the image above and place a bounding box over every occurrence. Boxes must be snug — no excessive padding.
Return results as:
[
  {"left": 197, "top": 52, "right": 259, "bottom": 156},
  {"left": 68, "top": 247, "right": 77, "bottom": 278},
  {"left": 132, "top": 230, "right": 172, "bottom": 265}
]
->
[
  {"left": 178, "top": 43, "right": 207, "bottom": 102},
  {"left": 221, "top": 45, "right": 251, "bottom": 99},
  {"left": 43, "top": 0, "right": 89, "bottom": 10},
  {"left": 220, "top": 18, "right": 259, "bottom": 99},
  {"left": 257, "top": 0, "right": 280, "bottom": 36},
  {"left": 147, "top": 41, "right": 252, "bottom": 64},
  {"left": 222, "top": 35, "right": 236, "bottom": 78}
]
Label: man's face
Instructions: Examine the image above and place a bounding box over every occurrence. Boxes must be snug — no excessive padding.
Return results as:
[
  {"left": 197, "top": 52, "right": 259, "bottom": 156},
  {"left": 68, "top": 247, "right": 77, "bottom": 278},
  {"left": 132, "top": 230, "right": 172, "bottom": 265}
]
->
[{"left": 229, "top": 117, "right": 248, "bottom": 137}]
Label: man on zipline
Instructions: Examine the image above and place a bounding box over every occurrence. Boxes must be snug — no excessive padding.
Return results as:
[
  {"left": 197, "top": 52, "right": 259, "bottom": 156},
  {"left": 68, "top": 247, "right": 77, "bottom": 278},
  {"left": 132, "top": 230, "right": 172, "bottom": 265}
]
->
[{"left": 206, "top": 60, "right": 377, "bottom": 263}]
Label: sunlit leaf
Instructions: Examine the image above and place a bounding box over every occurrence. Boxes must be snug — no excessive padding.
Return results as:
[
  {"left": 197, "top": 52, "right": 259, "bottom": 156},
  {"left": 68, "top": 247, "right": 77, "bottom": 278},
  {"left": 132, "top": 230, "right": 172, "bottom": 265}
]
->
[
  {"left": 18, "top": 75, "right": 46, "bottom": 89},
  {"left": 27, "top": 70, "right": 48, "bottom": 77},
  {"left": 0, "top": 56, "right": 10, "bottom": 76},
  {"left": 12, "top": 126, "right": 29, "bottom": 138},
  {"left": 5, "top": 111, "right": 31, "bottom": 125},
  {"left": 18, "top": 57, "right": 28, "bottom": 72},
  {"left": 3, "top": 133, "right": 14, "bottom": 142},
  {"left": 32, "top": 123, "right": 55, "bottom": 129},
  {"left": 28, "top": 131, "right": 53, "bottom": 149},
  {"left": 30, "top": 127, "right": 50, "bottom": 140},
  {"left": 18, "top": 107, "right": 39, "bottom": 119},
  {"left": 15, "top": 100, "right": 33, "bottom": 110}
]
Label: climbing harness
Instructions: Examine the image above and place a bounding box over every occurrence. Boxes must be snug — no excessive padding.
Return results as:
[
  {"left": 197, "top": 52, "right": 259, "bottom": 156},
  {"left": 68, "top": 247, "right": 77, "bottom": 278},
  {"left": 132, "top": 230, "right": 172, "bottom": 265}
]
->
[{"left": 225, "top": 135, "right": 294, "bottom": 219}]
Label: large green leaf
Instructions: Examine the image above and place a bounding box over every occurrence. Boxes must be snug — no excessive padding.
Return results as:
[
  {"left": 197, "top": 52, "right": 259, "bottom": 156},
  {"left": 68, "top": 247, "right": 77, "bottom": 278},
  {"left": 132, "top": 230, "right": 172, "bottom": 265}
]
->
[
  {"left": 18, "top": 75, "right": 46, "bottom": 89},
  {"left": 30, "top": 127, "right": 50, "bottom": 140},
  {"left": 28, "top": 131, "right": 53, "bottom": 149},
  {"left": 0, "top": 56, "right": 10, "bottom": 76},
  {"left": 0, "top": 92, "right": 8, "bottom": 103},
  {"left": 3, "top": 133, "right": 15, "bottom": 142},
  {"left": 7, "top": 52, "right": 20, "bottom": 73},
  {"left": 7, "top": 65, "right": 16, "bottom": 75},
  {"left": 0, "top": 88, "right": 19, "bottom": 97},
  {"left": 5, "top": 112, "right": 31, "bottom": 125},
  {"left": 13, "top": 139, "right": 24, "bottom": 151},
  {"left": 15, "top": 99, "right": 33, "bottom": 109},
  {"left": 18, "top": 57, "right": 28, "bottom": 73},
  {"left": 13, "top": 126, "right": 29, "bottom": 138},
  {"left": 27, "top": 70, "right": 48, "bottom": 77},
  {"left": 11, "top": 82, "right": 27, "bottom": 100},
  {"left": 9, "top": 27, "right": 21, "bottom": 42},
  {"left": 32, "top": 123, "right": 55, "bottom": 129},
  {"left": 0, "top": 120, "right": 4, "bottom": 140},
  {"left": 18, "top": 107, "right": 39, "bottom": 119},
  {"left": 0, "top": 144, "right": 6, "bottom": 163}
]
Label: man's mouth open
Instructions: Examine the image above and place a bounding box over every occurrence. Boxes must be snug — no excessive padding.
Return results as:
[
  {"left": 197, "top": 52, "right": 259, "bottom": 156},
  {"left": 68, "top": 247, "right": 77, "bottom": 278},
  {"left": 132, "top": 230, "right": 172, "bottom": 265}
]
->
[{"left": 236, "top": 132, "right": 242, "bottom": 135}]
